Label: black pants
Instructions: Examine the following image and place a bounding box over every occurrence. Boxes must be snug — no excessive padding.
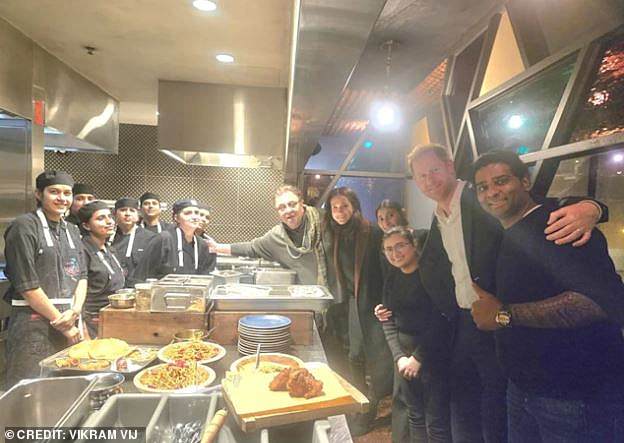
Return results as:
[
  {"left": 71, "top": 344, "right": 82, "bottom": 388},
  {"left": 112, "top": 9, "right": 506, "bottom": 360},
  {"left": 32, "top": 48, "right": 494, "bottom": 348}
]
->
[
  {"left": 395, "top": 331, "right": 451, "bottom": 443},
  {"left": 392, "top": 368, "right": 411, "bottom": 443},
  {"left": 450, "top": 310, "right": 507, "bottom": 443},
  {"left": 83, "top": 311, "right": 100, "bottom": 339}
]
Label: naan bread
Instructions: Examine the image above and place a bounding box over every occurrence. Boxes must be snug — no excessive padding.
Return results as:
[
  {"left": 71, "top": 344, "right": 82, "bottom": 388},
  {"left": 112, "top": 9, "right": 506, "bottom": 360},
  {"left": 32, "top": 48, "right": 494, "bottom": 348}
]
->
[{"left": 67, "top": 338, "right": 130, "bottom": 360}]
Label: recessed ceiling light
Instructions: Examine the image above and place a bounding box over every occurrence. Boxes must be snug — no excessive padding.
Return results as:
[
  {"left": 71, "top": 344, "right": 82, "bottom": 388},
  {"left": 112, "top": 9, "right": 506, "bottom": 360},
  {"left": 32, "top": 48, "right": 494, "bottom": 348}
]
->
[
  {"left": 193, "top": 0, "right": 217, "bottom": 11},
  {"left": 216, "top": 54, "right": 235, "bottom": 63}
]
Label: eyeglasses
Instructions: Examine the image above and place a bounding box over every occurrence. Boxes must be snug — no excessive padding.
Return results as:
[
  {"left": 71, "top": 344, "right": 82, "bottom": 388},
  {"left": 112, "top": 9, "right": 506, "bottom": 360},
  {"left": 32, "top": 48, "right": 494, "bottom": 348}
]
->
[
  {"left": 383, "top": 241, "right": 412, "bottom": 255},
  {"left": 276, "top": 200, "right": 300, "bottom": 213}
]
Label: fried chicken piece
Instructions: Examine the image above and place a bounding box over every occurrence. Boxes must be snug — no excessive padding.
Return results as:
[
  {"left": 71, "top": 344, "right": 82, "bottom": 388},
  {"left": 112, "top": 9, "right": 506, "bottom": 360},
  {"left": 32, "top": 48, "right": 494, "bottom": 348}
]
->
[
  {"left": 304, "top": 377, "right": 324, "bottom": 399},
  {"left": 269, "top": 367, "right": 325, "bottom": 399},
  {"left": 286, "top": 368, "right": 311, "bottom": 397},
  {"left": 269, "top": 367, "right": 291, "bottom": 391},
  {"left": 286, "top": 368, "right": 324, "bottom": 399}
]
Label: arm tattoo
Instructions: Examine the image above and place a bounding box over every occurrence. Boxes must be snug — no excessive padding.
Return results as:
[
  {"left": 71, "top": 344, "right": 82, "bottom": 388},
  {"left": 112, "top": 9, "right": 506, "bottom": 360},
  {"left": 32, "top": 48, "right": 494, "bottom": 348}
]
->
[{"left": 511, "top": 291, "right": 608, "bottom": 329}]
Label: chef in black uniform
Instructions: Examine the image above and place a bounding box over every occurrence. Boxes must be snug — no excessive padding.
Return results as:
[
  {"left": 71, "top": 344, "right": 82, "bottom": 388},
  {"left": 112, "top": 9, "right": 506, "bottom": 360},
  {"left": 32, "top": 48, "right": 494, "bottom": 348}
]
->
[
  {"left": 139, "top": 192, "right": 172, "bottom": 234},
  {"left": 3, "top": 171, "right": 87, "bottom": 388},
  {"left": 79, "top": 201, "right": 125, "bottom": 338},
  {"left": 133, "top": 199, "right": 216, "bottom": 281},
  {"left": 110, "top": 197, "right": 156, "bottom": 287},
  {"left": 65, "top": 183, "right": 96, "bottom": 227}
]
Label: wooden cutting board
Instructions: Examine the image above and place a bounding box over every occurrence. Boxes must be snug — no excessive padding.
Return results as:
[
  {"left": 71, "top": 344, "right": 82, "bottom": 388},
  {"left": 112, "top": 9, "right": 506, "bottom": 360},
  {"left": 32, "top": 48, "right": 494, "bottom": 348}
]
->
[{"left": 222, "top": 364, "right": 369, "bottom": 432}]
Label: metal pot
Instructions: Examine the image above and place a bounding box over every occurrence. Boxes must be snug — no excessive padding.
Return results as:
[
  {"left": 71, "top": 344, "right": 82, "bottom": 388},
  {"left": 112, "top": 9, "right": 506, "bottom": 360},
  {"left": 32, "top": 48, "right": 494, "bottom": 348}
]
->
[
  {"left": 89, "top": 373, "right": 124, "bottom": 410},
  {"left": 108, "top": 293, "right": 136, "bottom": 309}
]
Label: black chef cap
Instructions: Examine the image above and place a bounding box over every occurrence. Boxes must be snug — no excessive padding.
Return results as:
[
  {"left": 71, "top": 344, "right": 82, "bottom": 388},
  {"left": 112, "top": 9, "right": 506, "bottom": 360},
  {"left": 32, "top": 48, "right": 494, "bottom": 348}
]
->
[
  {"left": 172, "top": 199, "right": 200, "bottom": 215},
  {"left": 115, "top": 197, "right": 140, "bottom": 210},
  {"left": 140, "top": 192, "right": 161, "bottom": 204},
  {"left": 36, "top": 171, "right": 74, "bottom": 191},
  {"left": 78, "top": 200, "right": 110, "bottom": 223},
  {"left": 72, "top": 183, "right": 95, "bottom": 196}
]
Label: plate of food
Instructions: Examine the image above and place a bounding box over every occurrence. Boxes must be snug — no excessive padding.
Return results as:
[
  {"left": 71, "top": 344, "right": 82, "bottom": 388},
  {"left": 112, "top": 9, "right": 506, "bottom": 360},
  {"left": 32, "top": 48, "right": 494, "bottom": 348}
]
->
[
  {"left": 229, "top": 353, "right": 304, "bottom": 374},
  {"left": 158, "top": 340, "right": 226, "bottom": 364},
  {"left": 133, "top": 362, "right": 216, "bottom": 393}
]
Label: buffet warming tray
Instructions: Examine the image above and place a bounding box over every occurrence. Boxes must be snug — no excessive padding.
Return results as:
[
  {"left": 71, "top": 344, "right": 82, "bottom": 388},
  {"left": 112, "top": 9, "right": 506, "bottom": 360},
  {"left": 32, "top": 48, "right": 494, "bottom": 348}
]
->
[
  {"left": 151, "top": 275, "right": 213, "bottom": 312},
  {"left": 39, "top": 344, "right": 160, "bottom": 374},
  {"left": 209, "top": 284, "right": 334, "bottom": 312}
]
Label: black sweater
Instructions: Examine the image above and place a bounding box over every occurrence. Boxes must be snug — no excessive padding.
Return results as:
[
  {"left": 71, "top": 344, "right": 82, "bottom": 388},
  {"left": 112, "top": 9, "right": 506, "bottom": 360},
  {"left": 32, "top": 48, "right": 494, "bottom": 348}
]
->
[
  {"left": 382, "top": 267, "right": 450, "bottom": 366},
  {"left": 496, "top": 203, "right": 624, "bottom": 399}
]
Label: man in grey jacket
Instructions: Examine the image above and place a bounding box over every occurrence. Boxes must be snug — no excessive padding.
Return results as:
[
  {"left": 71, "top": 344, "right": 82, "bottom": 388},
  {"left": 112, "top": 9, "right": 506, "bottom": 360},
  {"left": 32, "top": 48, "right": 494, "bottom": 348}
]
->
[{"left": 210, "top": 185, "right": 327, "bottom": 285}]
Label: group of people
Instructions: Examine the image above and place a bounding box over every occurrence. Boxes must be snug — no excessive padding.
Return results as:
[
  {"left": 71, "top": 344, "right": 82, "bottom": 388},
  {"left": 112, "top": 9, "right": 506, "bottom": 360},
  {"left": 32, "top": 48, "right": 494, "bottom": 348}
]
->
[
  {"left": 3, "top": 142, "right": 624, "bottom": 442},
  {"left": 211, "top": 144, "right": 624, "bottom": 442},
  {"left": 3, "top": 176, "right": 216, "bottom": 387}
]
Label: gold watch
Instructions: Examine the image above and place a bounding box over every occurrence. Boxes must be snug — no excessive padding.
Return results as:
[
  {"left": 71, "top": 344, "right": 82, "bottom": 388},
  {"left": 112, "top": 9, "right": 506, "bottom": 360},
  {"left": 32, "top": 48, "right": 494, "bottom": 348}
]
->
[{"left": 495, "top": 305, "right": 512, "bottom": 328}]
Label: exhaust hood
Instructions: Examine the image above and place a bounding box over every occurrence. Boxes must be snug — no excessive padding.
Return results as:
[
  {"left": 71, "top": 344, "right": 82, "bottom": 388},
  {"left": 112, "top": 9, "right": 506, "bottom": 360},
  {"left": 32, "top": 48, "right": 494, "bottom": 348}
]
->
[{"left": 157, "top": 80, "right": 287, "bottom": 169}]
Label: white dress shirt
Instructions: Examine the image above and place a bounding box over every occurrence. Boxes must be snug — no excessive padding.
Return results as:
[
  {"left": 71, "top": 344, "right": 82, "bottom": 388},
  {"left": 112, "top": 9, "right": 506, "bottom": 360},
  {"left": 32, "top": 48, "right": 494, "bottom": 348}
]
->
[{"left": 436, "top": 180, "right": 479, "bottom": 309}]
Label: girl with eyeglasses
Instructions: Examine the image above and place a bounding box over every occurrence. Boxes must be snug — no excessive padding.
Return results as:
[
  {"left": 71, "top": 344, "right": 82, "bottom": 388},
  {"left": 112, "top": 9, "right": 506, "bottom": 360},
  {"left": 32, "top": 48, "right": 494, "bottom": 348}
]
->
[{"left": 375, "top": 227, "right": 452, "bottom": 443}]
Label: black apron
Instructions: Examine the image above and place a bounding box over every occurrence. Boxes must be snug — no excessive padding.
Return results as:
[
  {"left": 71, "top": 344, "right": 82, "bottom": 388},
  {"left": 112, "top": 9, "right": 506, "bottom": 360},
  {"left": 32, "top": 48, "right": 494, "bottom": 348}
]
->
[
  {"left": 5, "top": 211, "right": 82, "bottom": 387},
  {"left": 83, "top": 240, "right": 125, "bottom": 338}
]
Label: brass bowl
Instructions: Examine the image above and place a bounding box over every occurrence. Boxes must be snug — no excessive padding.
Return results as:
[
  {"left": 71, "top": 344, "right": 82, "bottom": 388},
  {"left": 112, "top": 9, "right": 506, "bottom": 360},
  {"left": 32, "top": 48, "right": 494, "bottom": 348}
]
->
[
  {"left": 108, "top": 294, "right": 136, "bottom": 309},
  {"left": 173, "top": 329, "right": 208, "bottom": 342}
]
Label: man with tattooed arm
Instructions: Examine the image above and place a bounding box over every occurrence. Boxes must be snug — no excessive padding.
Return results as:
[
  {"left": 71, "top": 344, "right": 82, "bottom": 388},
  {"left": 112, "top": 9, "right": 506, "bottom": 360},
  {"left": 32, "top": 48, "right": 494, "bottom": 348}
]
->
[{"left": 471, "top": 150, "right": 624, "bottom": 442}]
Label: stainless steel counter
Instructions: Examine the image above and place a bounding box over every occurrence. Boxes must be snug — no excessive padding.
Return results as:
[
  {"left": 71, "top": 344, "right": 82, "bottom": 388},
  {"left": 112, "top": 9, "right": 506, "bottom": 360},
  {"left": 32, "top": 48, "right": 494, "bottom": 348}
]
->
[{"left": 40, "top": 322, "right": 353, "bottom": 443}]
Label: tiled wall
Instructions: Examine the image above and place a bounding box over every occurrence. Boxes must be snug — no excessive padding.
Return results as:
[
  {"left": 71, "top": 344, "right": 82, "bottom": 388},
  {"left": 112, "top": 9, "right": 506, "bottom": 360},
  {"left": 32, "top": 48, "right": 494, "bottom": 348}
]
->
[{"left": 44, "top": 124, "right": 284, "bottom": 243}]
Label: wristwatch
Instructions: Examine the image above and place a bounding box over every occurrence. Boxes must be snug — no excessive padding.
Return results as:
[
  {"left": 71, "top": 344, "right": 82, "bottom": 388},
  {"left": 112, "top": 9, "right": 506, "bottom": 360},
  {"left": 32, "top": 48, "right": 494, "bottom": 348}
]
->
[{"left": 495, "top": 305, "right": 512, "bottom": 328}]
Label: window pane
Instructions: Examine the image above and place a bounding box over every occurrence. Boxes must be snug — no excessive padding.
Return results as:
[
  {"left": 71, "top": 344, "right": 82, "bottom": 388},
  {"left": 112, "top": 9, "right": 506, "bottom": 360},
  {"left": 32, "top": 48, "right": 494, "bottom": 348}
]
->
[
  {"left": 471, "top": 53, "right": 577, "bottom": 155},
  {"left": 332, "top": 177, "right": 405, "bottom": 222},
  {"left": 446, "top": 33, "right": 485, "bottom": 136},
  {"left": 547, "top": 148, "right": 624, "bottom": 276},
  {"left": 346, "top": 131, "right": 408, "bottom": 173},
  {"left": 302, "top": 174, "right": 334, "bottom": 207},
  {"left": 304, "top": 135, "right": 355, "bottom": 170},
  {"left": 569, "top": 35, "right": 624, "bottom": 143}
]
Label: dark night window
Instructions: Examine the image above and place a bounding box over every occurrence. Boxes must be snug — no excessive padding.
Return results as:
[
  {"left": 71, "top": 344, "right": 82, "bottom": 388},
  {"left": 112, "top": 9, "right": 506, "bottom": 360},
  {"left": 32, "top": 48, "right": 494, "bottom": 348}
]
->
[
  {"left": 470, "top": 53, "right": 577, "bottom": 155},
  {"left": 333, "top": 176, "right": 404, "bottom": 222},
  {"left": 547, "top": 148, "right": 624, "bottom": 276},
  {"left": 569, "top": 35, "right": 624, "bottom": 143}
]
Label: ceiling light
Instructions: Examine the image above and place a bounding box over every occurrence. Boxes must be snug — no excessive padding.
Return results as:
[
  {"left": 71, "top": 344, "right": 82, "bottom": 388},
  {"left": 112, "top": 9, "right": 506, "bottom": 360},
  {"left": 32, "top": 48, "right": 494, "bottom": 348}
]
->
[
  {"left": 613, "top": 153, "right": 623, "bottom": 163},
  {"left": 193, "top": 0, "right": 217, "bottom": 11},
  {"left": 314, "top": 174, "right": 321, "bottom": 180},
  {"left": 371, "top": 101, "right": 401, "bottom": 131},
  {"left": 216, "top": 54, "right": 235, "bottom": 63},
  {"left": 507, "top": 114, "right": 525, "bottom": 129}
]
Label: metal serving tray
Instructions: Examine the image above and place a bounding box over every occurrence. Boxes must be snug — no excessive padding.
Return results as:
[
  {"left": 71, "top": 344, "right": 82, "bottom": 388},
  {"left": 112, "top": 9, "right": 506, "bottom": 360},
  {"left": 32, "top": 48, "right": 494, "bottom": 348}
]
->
[
  {"left": 39, "top": 345, "right": 160, "bottom": 374},
  {"left": 0, "top": 375, "right": 98, "bottom": 442},
  {"left": 81, "top": 392, "right": 240, "bottom": 443},
  {"left": 209, "top": 285, "right": 334, "bottom": 312}
]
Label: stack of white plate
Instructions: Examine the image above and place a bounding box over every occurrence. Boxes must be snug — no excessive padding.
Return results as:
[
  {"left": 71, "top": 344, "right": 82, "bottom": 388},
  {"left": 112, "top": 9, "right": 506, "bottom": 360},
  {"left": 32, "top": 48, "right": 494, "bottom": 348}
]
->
[{"left": 237, "top": 314, "right": 292, "bottom": 355}]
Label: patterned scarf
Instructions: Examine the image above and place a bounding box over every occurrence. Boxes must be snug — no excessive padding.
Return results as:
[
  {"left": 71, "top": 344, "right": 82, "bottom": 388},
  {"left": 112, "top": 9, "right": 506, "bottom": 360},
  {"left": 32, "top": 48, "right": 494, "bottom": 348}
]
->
[{"left": 280, "top": 205, "right": 328, "bottom": 286}]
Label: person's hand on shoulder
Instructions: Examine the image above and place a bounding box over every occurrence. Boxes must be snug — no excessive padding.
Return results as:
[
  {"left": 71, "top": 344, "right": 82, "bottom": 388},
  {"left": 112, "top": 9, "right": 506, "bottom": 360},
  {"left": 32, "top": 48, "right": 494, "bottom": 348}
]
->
[{"left": 545, "top": 201, "right": 601, "bottom": 247}]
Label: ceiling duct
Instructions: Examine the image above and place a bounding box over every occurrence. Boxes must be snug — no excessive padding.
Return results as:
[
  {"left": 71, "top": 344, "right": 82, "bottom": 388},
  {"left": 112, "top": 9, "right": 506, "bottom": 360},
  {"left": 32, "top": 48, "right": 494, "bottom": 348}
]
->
[
  {"left": 157, "top": 80, "right": 287, "bottom": 169},
  {"left": 284, "top": 0, "right": 388, "bottom": 181}
]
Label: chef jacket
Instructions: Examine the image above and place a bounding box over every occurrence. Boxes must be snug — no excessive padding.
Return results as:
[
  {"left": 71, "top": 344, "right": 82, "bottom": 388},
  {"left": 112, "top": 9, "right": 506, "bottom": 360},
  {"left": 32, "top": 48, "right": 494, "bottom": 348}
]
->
[
  {"left": 140, "top": 220, "right": 173, "bottom": 234},
  {"left": 82, "top": 236, "right": 125, "bottom": 314},
  {"left": 132, "top": 226, "right": 216, "bottom": 281},
  {"left": 110, "top": 225, "right": 156, "bottom": 286},
  {"left": 4, "top": 211, "right": 86, "bottom": 304}
]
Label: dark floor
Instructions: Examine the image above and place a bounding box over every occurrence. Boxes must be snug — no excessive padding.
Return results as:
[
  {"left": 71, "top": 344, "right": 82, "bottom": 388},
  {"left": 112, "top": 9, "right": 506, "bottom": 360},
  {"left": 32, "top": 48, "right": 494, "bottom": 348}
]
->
[{"left": 353, "top": 395, "right": 392, "bottom": 443}]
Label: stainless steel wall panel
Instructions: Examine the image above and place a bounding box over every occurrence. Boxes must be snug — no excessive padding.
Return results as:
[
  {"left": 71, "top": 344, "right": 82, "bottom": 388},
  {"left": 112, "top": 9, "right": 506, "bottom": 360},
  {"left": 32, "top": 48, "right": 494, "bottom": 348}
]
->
[
  {"left": 0, "top": 18, "right": 33, "bottom": 119},
  {"left": 33, "top": 46, "right": 119, "bottom": 154},
  {"left": 158, "top": 81, "right": 287, "bottom": 168}
]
